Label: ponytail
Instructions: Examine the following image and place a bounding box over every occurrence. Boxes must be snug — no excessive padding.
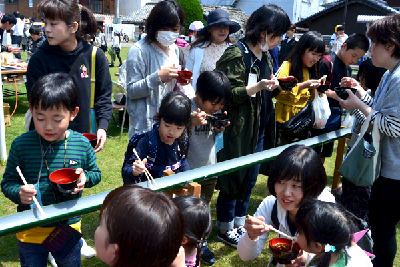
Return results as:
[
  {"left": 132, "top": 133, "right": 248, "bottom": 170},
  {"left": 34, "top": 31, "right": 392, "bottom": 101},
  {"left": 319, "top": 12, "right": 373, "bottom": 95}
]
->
[{"left": 79, "top": 5, "right": 97, "bottom": 41}]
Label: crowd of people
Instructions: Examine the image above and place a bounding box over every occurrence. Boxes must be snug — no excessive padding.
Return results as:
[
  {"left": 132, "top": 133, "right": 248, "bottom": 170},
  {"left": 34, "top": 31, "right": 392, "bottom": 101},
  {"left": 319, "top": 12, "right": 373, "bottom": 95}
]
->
[{"left": 1, "top": 0, "right": 400, "bottom": 266}]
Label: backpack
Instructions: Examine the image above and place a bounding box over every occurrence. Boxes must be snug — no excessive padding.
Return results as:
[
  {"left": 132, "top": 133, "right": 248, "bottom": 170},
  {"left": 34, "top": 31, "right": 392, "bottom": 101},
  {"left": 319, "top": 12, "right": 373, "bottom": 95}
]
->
[
  {"left": 123, "top": 124, "right": 188, "bottom": 182},
  {"left": 321, "top": 54, "right": 334, "bottom": 82},
  {"left": 93, "top": 36, "right": 101, "bottom": 47}
]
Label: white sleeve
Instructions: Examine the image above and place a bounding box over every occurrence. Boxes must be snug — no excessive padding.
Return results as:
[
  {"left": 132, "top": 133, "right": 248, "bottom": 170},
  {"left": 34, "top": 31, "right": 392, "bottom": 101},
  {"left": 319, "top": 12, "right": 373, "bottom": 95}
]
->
[{"left": 237, "top": 196, "right": 275, "bottom": 261}]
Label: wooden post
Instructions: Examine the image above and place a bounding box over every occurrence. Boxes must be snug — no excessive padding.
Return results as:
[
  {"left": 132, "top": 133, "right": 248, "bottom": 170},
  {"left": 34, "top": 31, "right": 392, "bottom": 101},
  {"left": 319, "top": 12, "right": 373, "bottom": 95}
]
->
[
  {"left": 162, "top": 170, "right": 201, "bottom": 197},
  {"left": 333, "top": 136, "right": 346, "bottom": 189}
]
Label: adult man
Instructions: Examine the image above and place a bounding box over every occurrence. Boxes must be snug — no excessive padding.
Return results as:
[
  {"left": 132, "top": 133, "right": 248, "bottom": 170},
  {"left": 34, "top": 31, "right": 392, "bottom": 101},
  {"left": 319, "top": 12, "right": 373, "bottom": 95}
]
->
[
  {"left": 0, "top": 13, "right": 20, "bottom": 54},
  {"left": 312, "top": 33, "right": 369, "bottom": 162},
  {"left": 279, "top": 23, "right": 298, "bottom": 64},
  {"left": 10, "top": 11, "right": 24, "bottom": 59}
]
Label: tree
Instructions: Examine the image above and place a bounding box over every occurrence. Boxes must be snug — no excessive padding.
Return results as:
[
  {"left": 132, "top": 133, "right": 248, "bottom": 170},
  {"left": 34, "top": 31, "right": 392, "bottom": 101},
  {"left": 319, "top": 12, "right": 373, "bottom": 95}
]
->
[{"left": 176, "top": 0, "right": 205, "bottom": 34}]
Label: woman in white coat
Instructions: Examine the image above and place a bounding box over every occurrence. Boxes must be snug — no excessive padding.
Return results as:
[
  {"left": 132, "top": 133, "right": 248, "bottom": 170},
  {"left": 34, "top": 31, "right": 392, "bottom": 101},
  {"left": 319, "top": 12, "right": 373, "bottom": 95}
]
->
[{"left": 186, "top": 9, "right": 240, "bottom": 90}]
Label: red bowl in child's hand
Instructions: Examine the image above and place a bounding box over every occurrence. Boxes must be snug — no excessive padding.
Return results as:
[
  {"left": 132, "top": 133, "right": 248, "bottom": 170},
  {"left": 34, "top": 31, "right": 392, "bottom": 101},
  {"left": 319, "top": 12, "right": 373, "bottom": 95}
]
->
[
  {"left": 177, "top": 70, "right": 193, "bottom": 84},
  {"left": 82, "top": 133, "right": 97, "bottom": 148},
  {"left": 318, "top": 80, "right": 331, "bottom": 93},
  {"left": 269, "top": 238, "right": 301, "bottom": 264},
  {"left": 278, "top": 77, "right": 298, "bottom": 91},
  {"left": 49, "top": 168, "right": 80, "bottom": 194}
]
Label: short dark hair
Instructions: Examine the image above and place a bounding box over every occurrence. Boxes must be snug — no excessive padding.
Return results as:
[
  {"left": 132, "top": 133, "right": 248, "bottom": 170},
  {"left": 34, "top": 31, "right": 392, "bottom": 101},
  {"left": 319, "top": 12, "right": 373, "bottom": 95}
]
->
[
  {"left": 37, "top": 0, "right": 98, "bottom": 41},
  {"left": 286, "top": 31, "right": 325, "bottom": 81},
  {"left": 289, "top": 23, "right": 296, "bottom": 31},
  {"left": 30, "top": 72, "right": 78, "bottom": 112},
  {"left": 267, "top": 145, "right": 327, "bottom": 207},
  {"left": 29, "top": 25, "right": 42, "bottom": 36},
  {"left": 1, "top": 13, "right": 17, "bottom": 25},
  {"left": 20, "top": 15, "right": 25, "bottom": 20},
  {"left": 145, "top": 0, "right": 185, "bottom": 44},
  {"left": 196, "top": 70, "right": 231, "bottom": 105},
  {"left": 139, "top": 25, "right": 144, "bottom": 31},
  {"left": 296, "top": 200, "right": 355, "bottom": 267},
  {"left": 174, "top": 196, "right": 212, "bottom": 267},
  {"left": 337, "top": 26, "right": 344, "bottom": 32},
  {"left": 100, "top": 185, "right": 184, "bottom": 267},
  {"left": 357, "top": 58, "right": 386, "bottom": 94},
  {"left": 344, "top": 33, "right": 369, "bottom": 52},
  {"left": 13, "top": 11, "right": 20, "bottom": 18},
  {"left": 97, "top": 26, "right": 103, "bottom": 33},
  {"left": 245, "top": 4, "right": 290, "bottom": 46},
  {"left": 367, "top": 14, "right": 400, "bottom": 59}
]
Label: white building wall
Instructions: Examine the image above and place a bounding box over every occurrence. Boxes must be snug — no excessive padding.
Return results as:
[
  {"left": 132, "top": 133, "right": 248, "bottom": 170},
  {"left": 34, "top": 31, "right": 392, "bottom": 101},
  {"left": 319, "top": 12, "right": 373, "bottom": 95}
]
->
[
  {"left": 235, "top": 0, "right": 294, "bottom": 21},
  {"left": 118, "top": 0, "right": 150, "bottom": 17}
]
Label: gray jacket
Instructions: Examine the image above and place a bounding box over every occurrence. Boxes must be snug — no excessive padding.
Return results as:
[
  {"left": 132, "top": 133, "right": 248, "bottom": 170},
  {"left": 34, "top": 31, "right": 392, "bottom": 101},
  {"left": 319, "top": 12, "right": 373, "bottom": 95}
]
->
[{"left": 125, "top": 38, "right": 179, "bottom": 138}]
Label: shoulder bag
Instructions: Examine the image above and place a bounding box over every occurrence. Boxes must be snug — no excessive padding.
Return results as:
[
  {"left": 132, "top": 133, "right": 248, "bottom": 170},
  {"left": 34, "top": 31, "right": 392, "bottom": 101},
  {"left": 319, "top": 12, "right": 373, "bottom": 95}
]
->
[{"left": 339, "top": 112, "right": 382, "bottom": 187}]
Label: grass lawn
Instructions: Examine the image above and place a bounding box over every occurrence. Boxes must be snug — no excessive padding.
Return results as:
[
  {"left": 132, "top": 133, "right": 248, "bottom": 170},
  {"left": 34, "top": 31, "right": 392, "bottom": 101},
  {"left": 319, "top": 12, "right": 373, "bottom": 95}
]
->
[{"left": 0, "top": 47, "right": 399, "bottom": 266}]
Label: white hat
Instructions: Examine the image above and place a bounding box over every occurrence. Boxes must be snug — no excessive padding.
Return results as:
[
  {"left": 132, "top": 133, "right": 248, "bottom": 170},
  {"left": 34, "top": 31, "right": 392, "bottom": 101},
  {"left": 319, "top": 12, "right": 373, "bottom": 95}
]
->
[{"left": 189, "top": 21, "right": 204, "bottom": 31}]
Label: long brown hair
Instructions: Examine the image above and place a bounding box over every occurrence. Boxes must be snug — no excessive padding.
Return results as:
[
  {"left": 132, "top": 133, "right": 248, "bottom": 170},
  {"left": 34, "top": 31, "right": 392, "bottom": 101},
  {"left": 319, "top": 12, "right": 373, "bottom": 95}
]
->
[{"left": 37, "top": 0, "right": 97, "bottom": 41}]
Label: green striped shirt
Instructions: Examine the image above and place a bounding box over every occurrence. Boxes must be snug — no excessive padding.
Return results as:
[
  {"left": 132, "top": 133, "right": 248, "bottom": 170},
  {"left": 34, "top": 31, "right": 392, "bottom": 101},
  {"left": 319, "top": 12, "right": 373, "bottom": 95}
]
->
[{"left": 1, "top": 130, "right": 101, "bottom": 225}]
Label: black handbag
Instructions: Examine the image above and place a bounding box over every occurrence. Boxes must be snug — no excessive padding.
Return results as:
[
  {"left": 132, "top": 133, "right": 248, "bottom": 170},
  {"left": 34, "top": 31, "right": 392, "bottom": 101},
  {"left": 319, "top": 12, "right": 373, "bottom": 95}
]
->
[{"left": 279, "top": 97, "right": 314, "bottom": 141}]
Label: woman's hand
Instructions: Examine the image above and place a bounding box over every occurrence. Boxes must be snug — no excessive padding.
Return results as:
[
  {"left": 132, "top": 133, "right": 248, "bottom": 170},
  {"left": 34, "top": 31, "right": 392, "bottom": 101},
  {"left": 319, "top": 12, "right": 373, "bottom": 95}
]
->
[
  {"left": 244, "top": 215, "right": 271, "bottom": 240},
  {"left": 132, "top": 158, "right": 147, "bottom": 176},
  {"left": 19, "top": 184, "right": 37, "bottom": 205},
  {"left": 259, "top": 75, "right": 280, "bottom": 91},
  {"left": 158, "top": 66, "right": 178, "bottom": 83},
  {"left": 325, "top": 89, "right": 339, "bottom": 101},
  {"left": 191, "top": 108, "right": 207, "bottom": 128},
  {"left": 337, "top": 89, "right": 363, "bottom": 110},
  {"left": 341, "top": 77, "right": 366, "bottom": 98},
  {"left": 8, "top": 46, "right": 20, "bottom": 54},
  {"left": 72, "top": 168, "right": 86, "bottom": 194},
  {"left": 303, "top": 79, "right": 321, "bottom": 90},
  {"left": 95, "top": 128, "right": 107, "bottom": 153}
]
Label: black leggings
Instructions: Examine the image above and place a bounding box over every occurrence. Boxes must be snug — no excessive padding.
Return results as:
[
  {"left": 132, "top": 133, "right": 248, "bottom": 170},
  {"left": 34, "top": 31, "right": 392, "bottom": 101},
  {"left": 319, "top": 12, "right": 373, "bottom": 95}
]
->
[
  {"left": 369, "top": 176, "right": 400, "bottom": 267},
  {"left": 115, "top": 50, "right": 122, "bottom": 65}
]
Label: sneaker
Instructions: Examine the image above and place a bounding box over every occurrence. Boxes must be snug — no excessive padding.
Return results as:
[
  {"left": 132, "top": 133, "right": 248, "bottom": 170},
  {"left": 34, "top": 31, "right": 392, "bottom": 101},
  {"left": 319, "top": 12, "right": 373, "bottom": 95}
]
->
[
  {"left": 216, "top": 230, "right": 240, "bottom": 248},
  {"left": 235, "top": 226, "right": 247, "bottom": 237},
  {"left": 201, "top": 243, "right": 215, "bottom": 265},
  {"left": 81, "top": 238, "right": 96, "bottom": 258},
  {"left": 48, "top": 253, "right": 58, "bottom": 267}
]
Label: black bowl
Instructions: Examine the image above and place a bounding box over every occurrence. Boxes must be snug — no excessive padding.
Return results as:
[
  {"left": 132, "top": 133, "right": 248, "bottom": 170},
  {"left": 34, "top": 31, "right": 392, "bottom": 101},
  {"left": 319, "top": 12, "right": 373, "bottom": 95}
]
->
[
  {"left": 278, "top": 77, "right": 298, "bottom": 91},
  {"left": 333, "top": 87, "right": 357, "bottom": 100},
  {"left": 207, "top": 113, "right": 229, "bottom": 128},
  {"left": 82, "top": 133, "right": 97, "bottom": 148},
  {"left": 318, "top": 81, "right": 331, "bottom": 93},
  {"left": 49, "top": 168, "right": 80, "bottom": 194}
]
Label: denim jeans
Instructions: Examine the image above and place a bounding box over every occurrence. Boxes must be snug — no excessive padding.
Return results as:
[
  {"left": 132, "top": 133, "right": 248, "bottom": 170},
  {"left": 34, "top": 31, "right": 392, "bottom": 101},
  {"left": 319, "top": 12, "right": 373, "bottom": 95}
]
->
[
  {"left": 18, "top": 238, "right": 83, "bottom": 267},
  {"left": 216, "top": 133, "right": 264, "bottom": 230}
]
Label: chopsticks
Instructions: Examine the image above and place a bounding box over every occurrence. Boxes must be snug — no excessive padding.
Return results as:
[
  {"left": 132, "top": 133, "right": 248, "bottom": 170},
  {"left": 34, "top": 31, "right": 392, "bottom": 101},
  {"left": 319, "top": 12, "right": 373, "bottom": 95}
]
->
[
  {"left": 132, "top": 148, "right": 158, "bottom": 188},
  {"left": 274, "top": 61, "right": 287, "bottom": 79},
  {"left": 247, "top": 214, "right": 296, "bottom": 241},
  {"left": 16, "top": 166, "right": 47, "bottom": 218}
]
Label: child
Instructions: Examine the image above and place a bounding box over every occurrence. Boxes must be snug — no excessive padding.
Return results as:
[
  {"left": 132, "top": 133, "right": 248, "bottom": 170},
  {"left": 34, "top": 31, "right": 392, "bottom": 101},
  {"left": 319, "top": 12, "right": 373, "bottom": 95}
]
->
[
  {"left": 237, "top": 145, "right": 335, "bottom": 266},
  {"left": 174, "top": 196, "right": 212, "bottom": 267},
  {"left": 275, "top": 31, "right": 324, "bottom": 145},
  {"left": 295, "top": 200, "right": 373, "bottom": 267},
  {"left": 26, "top": 0, "right": 112, "bottom": 153},
  {"left": 188, "top": 70, "right": 230, "bottom": 264},
  {"left": 313, "top": 33, "right": 369, "bottom": 162},
  {"left": 121, "top": 91, "right": 191, "bottom": 184},
  {"left": 1, "top": 73, "right": 101, "bottom": 266},
  {"left": 95, "top": 185, "right": 185, "bottom": 267},
  {"left": 27, "top": 25, "right": 45, "bottom": 55}
]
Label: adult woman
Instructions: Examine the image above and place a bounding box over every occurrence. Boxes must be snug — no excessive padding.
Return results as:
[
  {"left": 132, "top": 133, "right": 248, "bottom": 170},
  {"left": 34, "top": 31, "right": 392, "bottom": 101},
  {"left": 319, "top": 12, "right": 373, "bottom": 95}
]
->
[
  {"left": 26, "top": 0, "right": 112, "bottom": 153},
  {"left": 125, "top": 0, "right": 184, "bottom": 138},
  {"left": 339, "top": 14, "right": 400, "bottom": 267},
  {"left": 215, "top": 4, "right": 290, "bottom": 247},
  {"left": 186, "top": 9, "right": 240, "bottom": 90}
]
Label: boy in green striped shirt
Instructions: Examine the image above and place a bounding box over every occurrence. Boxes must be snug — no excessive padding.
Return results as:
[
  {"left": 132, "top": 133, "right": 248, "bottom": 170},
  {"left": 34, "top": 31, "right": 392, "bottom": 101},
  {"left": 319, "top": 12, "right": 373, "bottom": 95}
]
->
[{"left": 1, "top": 73, "right": 101, "bottom": 266}]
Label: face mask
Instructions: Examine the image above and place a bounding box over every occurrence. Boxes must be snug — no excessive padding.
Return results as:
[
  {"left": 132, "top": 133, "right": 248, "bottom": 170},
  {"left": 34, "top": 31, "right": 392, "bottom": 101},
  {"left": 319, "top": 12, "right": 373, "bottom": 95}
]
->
[
  {"left": 259, "top": 33, "right": 269, "bottom": 52},
  {"left": 156, "top": 31, "right": 179, "bottom": 47}
]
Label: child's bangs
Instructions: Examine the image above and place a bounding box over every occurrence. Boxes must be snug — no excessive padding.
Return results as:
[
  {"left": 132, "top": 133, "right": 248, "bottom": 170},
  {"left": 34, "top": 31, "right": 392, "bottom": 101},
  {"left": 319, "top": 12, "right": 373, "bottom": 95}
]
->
[
  {"left": 37, "top": 0, "right": 70, "bottom": 23},
  {"left": 163, "top": 107, "right": 189, "bottom": 127}
]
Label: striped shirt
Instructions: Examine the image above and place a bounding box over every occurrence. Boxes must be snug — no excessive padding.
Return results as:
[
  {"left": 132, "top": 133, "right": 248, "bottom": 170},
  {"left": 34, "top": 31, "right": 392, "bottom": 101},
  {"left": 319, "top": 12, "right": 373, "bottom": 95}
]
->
[{"left": 1, "top": 130, "right": 101, "bottom": 226}]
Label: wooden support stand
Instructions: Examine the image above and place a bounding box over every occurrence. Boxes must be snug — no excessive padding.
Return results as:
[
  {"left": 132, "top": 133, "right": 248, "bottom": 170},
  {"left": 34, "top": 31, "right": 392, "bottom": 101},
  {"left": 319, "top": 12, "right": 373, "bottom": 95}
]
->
[
  {"left": 332, "top": 128, "right": 347, "bottom": 190},
  {"left": 163, "top": 170, "right": 201, "bottom": 197}
]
